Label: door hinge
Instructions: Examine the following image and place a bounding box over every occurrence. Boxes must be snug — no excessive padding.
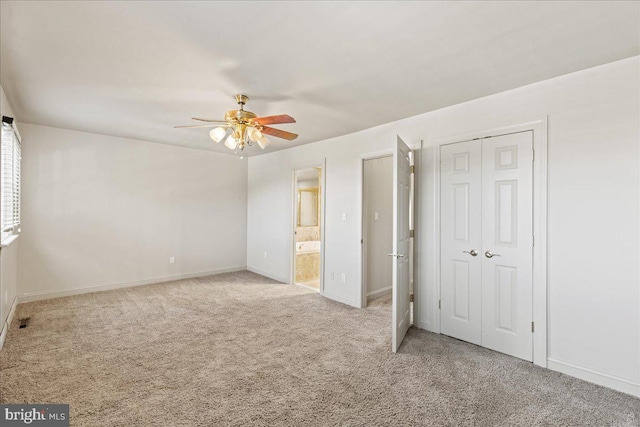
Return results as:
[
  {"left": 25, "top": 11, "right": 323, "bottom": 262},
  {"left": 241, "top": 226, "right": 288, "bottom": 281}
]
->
[
  {"left": 409, "top": 229, "right": 414, "bottom": 238},
  {"left": 532, "top": 149, "right": 535, "bottom": 162},
  {"left": 410, "top": 293, "right": 414, "bottom": 302},
  {"left": 410, "top": 165, "right": 415, "bottom": 174},
  {"left": 360, "top": 239, "right": 363, "bottom": 244},
  {"left": 438, "top": 299, "right": 441, "bottom": 310},
  {"left": 532, "top": 235, "right": 534, "bottom": 247},
  {"left": 531, "top": 321, "right": 535, "bottom": 333}
]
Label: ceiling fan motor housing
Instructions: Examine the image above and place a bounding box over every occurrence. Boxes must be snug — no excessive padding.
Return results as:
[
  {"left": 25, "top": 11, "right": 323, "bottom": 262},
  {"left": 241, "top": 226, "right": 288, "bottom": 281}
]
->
[{"left": 225, "top": 109, "right": 258, "bottom": 123}]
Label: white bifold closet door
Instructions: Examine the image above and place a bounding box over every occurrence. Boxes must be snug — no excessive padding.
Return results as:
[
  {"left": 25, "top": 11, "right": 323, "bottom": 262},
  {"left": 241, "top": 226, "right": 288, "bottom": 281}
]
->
[
  {"left": 440, "top": 139, "right": 483, "bottom": 345},
  {"left": 440, "top": 131, "right": 534, "bottom": 362}
]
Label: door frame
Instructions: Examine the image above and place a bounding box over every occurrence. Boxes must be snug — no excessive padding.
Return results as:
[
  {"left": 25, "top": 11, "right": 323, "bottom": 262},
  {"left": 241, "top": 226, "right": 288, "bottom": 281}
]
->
[
  {"left": 357, "top": 141, "right": 422, "bottom": 309},
  {"left": 290, "top": 159, "right": 327, "bottom": 294},
  {"left": 430, "top": 118, "right": 548, "bottom": 367}
]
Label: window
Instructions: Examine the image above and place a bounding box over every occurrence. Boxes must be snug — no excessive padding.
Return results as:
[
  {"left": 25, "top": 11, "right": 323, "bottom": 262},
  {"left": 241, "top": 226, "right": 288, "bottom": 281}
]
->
[{"left": 1, "top": 116, "right": 21, "bottom": 243}]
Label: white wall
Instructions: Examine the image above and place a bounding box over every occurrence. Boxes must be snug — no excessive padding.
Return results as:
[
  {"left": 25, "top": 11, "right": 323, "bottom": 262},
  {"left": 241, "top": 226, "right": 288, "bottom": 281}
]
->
[
  {"left": 247, "top": 56, "right": 640, "bottom": 395},
  {"left": 0, "top": 84, "right": 19, "bottom": 349},
  {"left": 18, "top": 124, "right": 248, "bottom": 300},
  {"left": 363, "top": 156, "right": 393, "bottom": 298}
]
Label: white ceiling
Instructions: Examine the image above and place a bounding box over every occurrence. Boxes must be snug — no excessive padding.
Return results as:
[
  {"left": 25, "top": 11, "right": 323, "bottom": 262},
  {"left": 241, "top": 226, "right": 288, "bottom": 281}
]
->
[{"left": 1, "top": 1, "right": 638, "bottom": 155}]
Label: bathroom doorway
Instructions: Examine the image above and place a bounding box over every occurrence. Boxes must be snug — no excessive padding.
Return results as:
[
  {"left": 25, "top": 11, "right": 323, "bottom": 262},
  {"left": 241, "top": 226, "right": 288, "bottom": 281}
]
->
[{"left": 292, "top": 167, "right": 323, "bottom": 291}]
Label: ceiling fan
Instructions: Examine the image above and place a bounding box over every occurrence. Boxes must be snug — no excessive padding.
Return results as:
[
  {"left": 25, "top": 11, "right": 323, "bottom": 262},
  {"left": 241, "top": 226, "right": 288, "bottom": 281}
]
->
[{"left": 175, "top": 94, "right": 297, "bottom": 153}]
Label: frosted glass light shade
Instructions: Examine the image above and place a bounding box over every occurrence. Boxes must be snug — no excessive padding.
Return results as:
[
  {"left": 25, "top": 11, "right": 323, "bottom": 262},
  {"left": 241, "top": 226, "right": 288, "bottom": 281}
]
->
[
  {"left": 248, "top": 127, "right": 262, "bottom": 142},
  {"left": 210, "top": 127, "right": 227, "bottom": 143},
  {"left": 257, "top": 136, "right": 270, "bottom": 150},
  {"left": 225, "top": 137, "right": 238, "bottom": 150}
]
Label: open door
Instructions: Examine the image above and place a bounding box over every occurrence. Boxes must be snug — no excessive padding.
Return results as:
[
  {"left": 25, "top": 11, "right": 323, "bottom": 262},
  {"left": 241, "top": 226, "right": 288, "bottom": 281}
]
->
[{"left": 391, "top": 136, "right": 412, "bottom": 353}]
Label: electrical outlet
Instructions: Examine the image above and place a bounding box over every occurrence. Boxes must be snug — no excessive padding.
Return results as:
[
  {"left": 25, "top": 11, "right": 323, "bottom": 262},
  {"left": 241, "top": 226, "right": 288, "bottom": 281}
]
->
[
  {"left": 264, "top": 251, "right": 268, "bottom": 259},
  {"left": 341, "top": 273, "right": 346, "bottom": 283},
  {"left": 374, "top": 212, "right": 379, "bottom": 221},
  {"left": 169, "top": 257, "right": 175, "bottom": 264},
  {"left": 341, "top": 212, "right": 347, "bottom": 221},
  {"left": 330, "top": 272, "right": 335, "bottom": 280}
]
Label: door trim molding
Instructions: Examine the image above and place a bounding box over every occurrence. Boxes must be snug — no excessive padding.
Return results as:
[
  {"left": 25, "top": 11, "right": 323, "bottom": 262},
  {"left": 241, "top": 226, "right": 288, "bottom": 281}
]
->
[{"left": 429, "top": 118, "right": 548, "bottom": 367}]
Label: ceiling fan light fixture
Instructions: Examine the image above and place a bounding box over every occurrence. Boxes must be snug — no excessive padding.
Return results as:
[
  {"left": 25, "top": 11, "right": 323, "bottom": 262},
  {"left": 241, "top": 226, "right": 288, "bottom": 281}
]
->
[
  {"left": 225, "top": 136, "right": 238, "bottom": 150},
  {"left": 210, "top": 126, "right": 227, "bottom": 143},
  {"left": 176, "top": 95, "right": 298, "bottom": 154},
  {"left": 248, "top": 127, "right": 262, "bottom": 142},
  {"left": 257, "top": 136, "right": 271, "bottom": 150}
]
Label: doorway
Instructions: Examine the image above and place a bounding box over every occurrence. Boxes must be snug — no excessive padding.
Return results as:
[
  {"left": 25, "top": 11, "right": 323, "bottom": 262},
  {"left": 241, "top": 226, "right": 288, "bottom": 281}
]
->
[
  {"left": 359, "top": 136, "right": 415, "bottom": 353},
  {"left": 440, "top": 130, "right": 534, "bottom": 361},
  {"left": 362, "top": 156, "right": 394, "bottom": 305},
  {"left": 293, "top": 167, "right": 323, "bottom": 291}
]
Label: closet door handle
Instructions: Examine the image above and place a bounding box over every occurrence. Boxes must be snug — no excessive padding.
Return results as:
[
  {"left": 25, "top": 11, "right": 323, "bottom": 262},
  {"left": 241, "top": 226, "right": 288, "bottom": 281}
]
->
[
  {"left": 484, "top": 251, "right": 501, "bottom": 258},
  {"left": 463, "top": 250, "right": 478, "bottom": 257}
]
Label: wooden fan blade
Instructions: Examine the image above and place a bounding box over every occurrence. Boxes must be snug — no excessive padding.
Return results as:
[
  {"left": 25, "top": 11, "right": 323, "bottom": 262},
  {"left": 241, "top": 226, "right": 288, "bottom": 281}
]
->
[
  {"left": 174, "top": 124, "right": 227, "bottom": 129},
  {"left": 192, "top": 117, "right": 227, "bottom": 123},
  {"left": 261, "top": 126, "right": 298, "bottom": 141},
  {"left": 252, "top": 115, "right": 296, "bottom": 126}
]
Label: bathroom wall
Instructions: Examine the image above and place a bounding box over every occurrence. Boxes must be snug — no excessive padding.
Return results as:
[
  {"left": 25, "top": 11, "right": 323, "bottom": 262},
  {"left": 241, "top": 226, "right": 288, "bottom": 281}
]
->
[
  {"left": 295, "top": 171, "right": 321, "bottom": 243},
  {"left": 295, "top": 170, "right": 321, "bottom": 283},
  {"left": 295, "top": 252, "right": 321, "bottom": 283},
  {"left": 296, "top": 227, "right": 320, "bottom": 242}
]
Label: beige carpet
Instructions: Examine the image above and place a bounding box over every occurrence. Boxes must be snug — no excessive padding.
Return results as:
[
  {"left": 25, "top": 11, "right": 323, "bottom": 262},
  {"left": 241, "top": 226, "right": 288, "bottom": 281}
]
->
[{"left": 1, "top": 271, "right": 638, "bottom": 426}]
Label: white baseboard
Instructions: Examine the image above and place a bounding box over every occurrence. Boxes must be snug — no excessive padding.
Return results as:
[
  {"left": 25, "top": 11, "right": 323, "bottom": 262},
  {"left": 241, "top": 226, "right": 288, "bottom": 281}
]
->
[
  {"left": 246, "top": 267, "right": 287, "bottom": 284},
  {"left": 321, "top": 290, "right": 358, "bottom": 308},
  {"left": 547, "top": 358, "right": 640, "bottom": 397},
  {"left": 367, "top": 286, "right": 391, "bottom": 299},
  {"left": 0, "top": 295, "right": 18, "bottom": 351},
  {"left": 17, "top": 266, "right": 247, "bottom": 303},
  {"left": 414, "top": 319, "right": 431, "bottom": 331}
]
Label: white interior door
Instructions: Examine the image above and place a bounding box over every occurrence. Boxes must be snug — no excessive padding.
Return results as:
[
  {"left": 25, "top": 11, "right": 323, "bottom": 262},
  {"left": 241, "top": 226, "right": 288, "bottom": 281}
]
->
[
  {"left": 392, "top": 136, "right": 412, "bottom": 353},
  {"left": 440, "top": 140, "right": 483, "bottom": 345},
  {"left": 440, "top": 131, "right": 534, "bottom": 362},
  {"left": 481, "top": 131, "right": 533, "bottom": 361}
]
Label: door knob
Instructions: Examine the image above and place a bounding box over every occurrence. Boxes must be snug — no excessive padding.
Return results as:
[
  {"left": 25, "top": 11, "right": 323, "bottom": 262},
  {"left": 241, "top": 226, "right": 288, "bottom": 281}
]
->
[
  {"left": 463, "top": 250, "right": 478, "bottom": 257},
  {"left": 484, "top": 251, "right": 501, "bottom": 258}
]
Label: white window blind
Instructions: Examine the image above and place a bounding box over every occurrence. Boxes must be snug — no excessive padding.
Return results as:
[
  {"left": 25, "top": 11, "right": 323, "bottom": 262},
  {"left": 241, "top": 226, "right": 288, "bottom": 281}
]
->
[{"left": 1, "top": 120, "right": 21, "bottom": 240}]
